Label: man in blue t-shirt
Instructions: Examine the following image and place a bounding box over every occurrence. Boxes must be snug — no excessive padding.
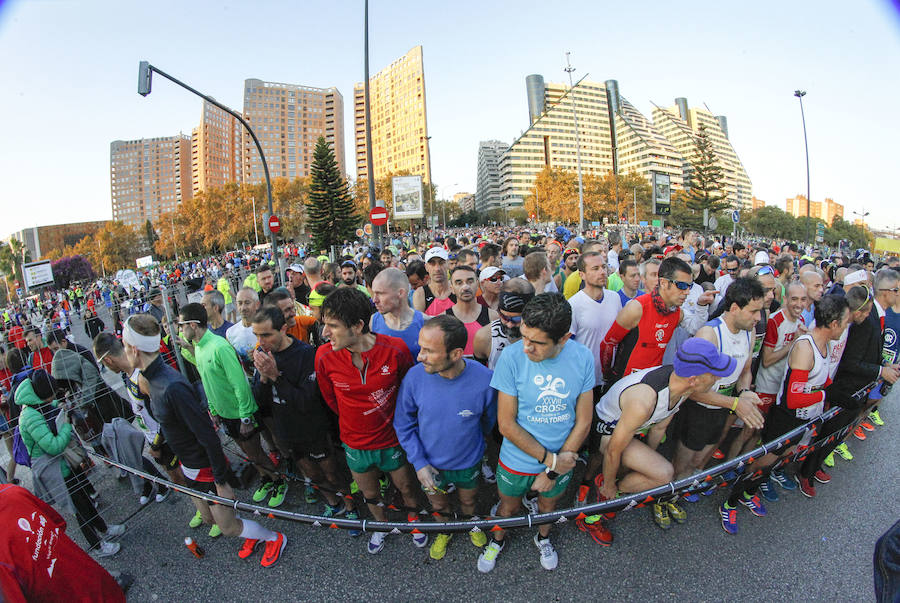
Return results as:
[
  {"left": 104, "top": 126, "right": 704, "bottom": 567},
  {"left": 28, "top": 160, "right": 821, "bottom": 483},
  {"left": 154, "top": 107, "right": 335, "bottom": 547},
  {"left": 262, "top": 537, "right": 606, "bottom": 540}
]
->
[
  {"left": 370, "top": 268, "right": 425, "bottom": 359},
  {"left": 478, "top": 293, "right": 594, "bottom": 574},
  {"left": 394, "top": 315, "right": 497, "bottom": 561}
]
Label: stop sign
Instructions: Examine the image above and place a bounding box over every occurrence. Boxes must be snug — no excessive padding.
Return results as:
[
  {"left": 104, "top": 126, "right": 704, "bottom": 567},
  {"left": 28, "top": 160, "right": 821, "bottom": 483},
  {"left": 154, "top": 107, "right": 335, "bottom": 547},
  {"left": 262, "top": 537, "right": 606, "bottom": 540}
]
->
[
  {"left": 369, "top": 207, "right": 388, "bottom": 226},
  {"left": 268, "top": 214, "right": 281, "bottom": 234}
]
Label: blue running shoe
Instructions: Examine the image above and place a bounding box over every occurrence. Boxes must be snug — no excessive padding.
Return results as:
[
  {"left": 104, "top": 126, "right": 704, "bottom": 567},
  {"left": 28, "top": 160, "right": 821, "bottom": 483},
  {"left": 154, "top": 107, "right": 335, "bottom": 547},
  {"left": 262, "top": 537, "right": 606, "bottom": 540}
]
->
[
  {"left": 719, "top": 503, "right": 738, "bottom": 535},
  {"left": 770, "top": 470, "right": 797, "bottom": 491},
  {"left": 759, "top": 480, "right": 779, "bottom": 502},
  {"left": 682, "top": 492, "right": 701, "bottom": 503},
  {"left": 701, "top": 484, "right": 718, "bottom": 497},
  {"left": 739, "top": 493, "right": 768, "bottom": 517}
]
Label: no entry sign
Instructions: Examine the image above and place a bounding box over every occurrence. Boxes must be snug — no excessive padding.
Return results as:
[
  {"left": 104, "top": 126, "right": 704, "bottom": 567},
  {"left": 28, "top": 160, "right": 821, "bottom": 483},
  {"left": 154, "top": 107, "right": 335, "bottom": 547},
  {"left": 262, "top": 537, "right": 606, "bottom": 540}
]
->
[
  {"left": 268, "top": 214, "right": 281, "bottom": 234},
  {"left": 369, "top": 207, "right": 388, "bottom": 226}
]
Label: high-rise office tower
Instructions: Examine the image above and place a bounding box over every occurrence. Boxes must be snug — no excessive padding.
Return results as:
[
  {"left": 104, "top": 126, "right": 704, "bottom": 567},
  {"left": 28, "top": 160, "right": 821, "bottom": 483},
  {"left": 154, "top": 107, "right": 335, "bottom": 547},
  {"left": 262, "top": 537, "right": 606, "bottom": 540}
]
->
[
  {"left": 475, "top": 140, "right": 508, "bottom": 213},
  {"left": 652, "top": 99, "right": 752, "bottom": 209},
  {"left": 110, "top": 135, "right": 192, "bottom": 227},
  {"left": 498, "top": 76, "right": 683, "bottom": 209},
  {"left": 354, "top": 46, "right": 431, "bottom": 184},
  {"left": 242, "top": 79, "right": 345, "bottom": 183},
  {"left": 191, "top": 100, "right": 243, "bottom": 196}
]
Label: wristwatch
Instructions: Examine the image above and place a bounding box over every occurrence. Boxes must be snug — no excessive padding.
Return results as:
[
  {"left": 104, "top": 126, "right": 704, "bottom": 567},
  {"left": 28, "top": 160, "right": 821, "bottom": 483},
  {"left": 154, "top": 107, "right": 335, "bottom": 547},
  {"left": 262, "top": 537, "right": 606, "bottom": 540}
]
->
[
  {"left": 545, "top": 469, "right": 559, "bottom": 480},
  {"left": 240, "top": 417, "right": 252, "bottom": 425}
]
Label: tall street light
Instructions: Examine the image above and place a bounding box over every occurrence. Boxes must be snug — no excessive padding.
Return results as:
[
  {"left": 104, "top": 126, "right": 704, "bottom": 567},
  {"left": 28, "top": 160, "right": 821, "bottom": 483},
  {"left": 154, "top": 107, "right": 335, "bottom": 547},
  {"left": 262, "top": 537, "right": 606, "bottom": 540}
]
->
[
  {"left": 363, "top": 0, "right": 380, "bottom": 246},
  {"left": 794, "top": 90, "right": 810, "bottom": 250},
  {"left": 138, "top": 61, "right": 279, "bottom": 278},
  {"left": 565, "top": 52, "right": 586, "bottom": 234}
]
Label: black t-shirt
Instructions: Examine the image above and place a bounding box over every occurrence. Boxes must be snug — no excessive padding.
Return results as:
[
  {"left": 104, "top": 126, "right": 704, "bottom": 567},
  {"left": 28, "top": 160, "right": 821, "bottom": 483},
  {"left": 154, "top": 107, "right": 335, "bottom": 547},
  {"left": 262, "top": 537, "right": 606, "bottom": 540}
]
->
[{"left": 294, "top": 284, "right": 311, "bottom": 306}]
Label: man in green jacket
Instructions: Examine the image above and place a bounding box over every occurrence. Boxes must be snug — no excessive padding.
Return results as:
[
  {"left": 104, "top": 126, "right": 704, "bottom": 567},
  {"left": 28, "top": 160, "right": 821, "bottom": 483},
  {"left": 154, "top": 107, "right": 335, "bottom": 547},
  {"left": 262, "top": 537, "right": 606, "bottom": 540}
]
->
[{"left": 178, "top": 303, "right": 285, "bottom": 508}]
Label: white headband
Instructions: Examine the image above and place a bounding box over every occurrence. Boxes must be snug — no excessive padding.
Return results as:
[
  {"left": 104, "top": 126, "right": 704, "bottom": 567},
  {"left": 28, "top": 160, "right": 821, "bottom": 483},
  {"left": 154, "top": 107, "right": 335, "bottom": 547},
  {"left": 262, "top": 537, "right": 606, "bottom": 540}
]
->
[{"left": 122, "top": 318, "right": 161, "bottom": 353}]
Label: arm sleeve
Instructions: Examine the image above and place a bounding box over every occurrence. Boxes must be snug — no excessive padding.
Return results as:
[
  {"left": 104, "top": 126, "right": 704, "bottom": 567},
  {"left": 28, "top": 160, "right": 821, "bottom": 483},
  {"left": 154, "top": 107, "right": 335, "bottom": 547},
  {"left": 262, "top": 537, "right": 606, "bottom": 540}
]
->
[
  {"left": 217, "top": 345, "right": 256, "bottom": 418},
  {"left": 393, "top": 375, "right": 428, "bottom": 471},
  {"left": 169, "top": 383, "right": 230, "bottom": 483},
  {"left": 315, "top": 351, "right": 339, "bottom": 415},
  {"left": 599, "top": 321, "right": 629, "bottom": 375},
  {"left": 785, "top": 369, "right": 827, "bottom": 409}
]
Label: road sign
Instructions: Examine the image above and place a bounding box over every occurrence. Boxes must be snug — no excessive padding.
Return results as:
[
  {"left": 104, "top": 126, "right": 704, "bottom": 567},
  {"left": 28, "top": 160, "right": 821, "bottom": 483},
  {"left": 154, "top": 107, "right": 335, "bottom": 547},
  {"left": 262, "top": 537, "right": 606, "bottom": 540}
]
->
[
  {"left": 267, "top": 214, "right": 281, "bottom": 234},
  {"left": 732, "top": 210, "right": 740, "bottom": 223},
  {"left": 355, "top": 228, "right": 364, "bottom": 238},
  {"left": 364, "top": 223, "right": 373, "bottom": 235},
  {"left": 369, "top": 207, "right": 389, "bottom": 226}
]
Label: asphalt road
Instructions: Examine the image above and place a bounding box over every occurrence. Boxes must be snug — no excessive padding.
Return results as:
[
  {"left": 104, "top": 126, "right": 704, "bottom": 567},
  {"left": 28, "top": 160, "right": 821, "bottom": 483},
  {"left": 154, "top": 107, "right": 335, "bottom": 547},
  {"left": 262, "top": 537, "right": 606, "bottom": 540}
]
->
[{"left": 28, "top": 306, "right": 900, "bottom": 601}]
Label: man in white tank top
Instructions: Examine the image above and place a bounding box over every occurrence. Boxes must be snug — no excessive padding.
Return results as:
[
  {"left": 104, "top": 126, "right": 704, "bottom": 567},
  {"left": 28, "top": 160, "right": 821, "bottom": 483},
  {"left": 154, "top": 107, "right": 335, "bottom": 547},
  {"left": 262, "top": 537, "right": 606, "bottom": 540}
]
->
[
  {"left": 577, "top": 338, "right": 736, "bottom": 542},
  {"left": 673, "top": 279, "right": 767, "bottom": 486}
]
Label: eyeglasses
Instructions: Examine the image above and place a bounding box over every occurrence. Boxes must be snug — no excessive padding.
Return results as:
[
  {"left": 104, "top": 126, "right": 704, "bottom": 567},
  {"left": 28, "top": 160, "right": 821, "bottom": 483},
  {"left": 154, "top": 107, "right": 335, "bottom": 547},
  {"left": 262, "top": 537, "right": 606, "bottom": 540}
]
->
[
  {"left": 448, "top": 253, "right": 458, "bottom": 260},
  {"left": 726, "top": 267, "right": 739, "bottom": 273},
  {"left": 177, "top": 320, "right": 200, "bottom": 326},
  {"left": 878, "top": 287, "right": 900, "bottom": 293},
  {"left": 756, "top": 265, "right": 774, "bottom": 276},
  {"left": 664, "top": 278, "right": 692, "bottom": 291},
  {"left": 498, "top": 311, "right": 522, "bottom": 324}
]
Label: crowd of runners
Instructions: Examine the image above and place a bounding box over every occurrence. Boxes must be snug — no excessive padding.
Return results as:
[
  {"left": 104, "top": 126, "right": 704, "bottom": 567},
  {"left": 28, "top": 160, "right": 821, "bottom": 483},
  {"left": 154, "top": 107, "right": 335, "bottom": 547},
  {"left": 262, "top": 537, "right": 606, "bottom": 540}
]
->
[{"left": 0, "top": 225, "right": 896, "bottom": 598}]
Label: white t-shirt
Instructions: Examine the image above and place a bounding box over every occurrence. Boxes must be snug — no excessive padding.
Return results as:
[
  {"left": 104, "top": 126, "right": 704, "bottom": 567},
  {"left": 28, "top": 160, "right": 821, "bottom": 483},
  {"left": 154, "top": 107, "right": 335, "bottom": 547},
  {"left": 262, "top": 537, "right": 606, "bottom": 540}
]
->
[
  {"left": 226, "top": 321, "right": 257, "bottom": 367},
  {"left": 756, "top": 309, "right": 802, "bottom": 394},
  {"left": 607, "top": 249, "right": 620, "bottom": 273},
  {"left": 569, "top": 289, "right": 622, "bottom": 387},
  {"left": 713, "top": 274, "right": 735, "bottom": 308}
]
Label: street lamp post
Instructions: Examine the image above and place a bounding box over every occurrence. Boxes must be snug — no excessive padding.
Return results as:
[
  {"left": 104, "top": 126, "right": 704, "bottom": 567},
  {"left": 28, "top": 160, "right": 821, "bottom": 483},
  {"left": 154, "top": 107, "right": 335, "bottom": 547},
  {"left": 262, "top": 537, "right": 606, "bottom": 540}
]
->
[
  {"left": 138, "top": 61, "right": 279, "bottom": 281},
  {"left": 425, "top": 136, "right": 433, "bottom": 232},
  {"left": 565, "top": 53, "right": 586, "bottom": 234},
  {"left": 794, "top": 90, "right": 811, "bottom": 250},
  {"left": 363, "top": 0, "right": 379, "bottom": 246},
  {"left": 250, "top": 196, "right": 260, "bottom": 246}
]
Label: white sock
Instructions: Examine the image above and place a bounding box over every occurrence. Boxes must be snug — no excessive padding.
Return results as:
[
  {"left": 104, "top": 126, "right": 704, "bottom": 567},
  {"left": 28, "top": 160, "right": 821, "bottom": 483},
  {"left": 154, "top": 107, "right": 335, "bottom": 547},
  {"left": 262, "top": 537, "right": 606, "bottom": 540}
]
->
[{"left": 238, "top": 518, "right": 278, "bottom": 542}]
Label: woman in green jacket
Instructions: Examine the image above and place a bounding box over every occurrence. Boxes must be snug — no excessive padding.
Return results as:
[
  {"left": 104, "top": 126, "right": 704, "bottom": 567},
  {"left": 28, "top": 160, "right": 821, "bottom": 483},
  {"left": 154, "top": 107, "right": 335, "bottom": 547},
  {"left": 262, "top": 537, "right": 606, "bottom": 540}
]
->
[{"left": 15, "top": 370, "right": 123, "bottom": 557}]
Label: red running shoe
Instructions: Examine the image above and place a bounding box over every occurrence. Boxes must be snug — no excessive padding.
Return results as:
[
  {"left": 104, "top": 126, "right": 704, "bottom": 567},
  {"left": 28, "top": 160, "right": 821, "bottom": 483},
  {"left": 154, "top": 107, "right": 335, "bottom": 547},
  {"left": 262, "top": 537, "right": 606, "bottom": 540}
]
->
[
  {"left": 813, "top": 469, "right": 831, "bottom": 484},
  {"left": 260, "top": 533, "right": 287, "bottom": 567},
  {"left": 853, "top": 426, "right": 866, "bottom": 441},
  {"left": 796, "top": 476, "right": 816, "bottom": 498}
]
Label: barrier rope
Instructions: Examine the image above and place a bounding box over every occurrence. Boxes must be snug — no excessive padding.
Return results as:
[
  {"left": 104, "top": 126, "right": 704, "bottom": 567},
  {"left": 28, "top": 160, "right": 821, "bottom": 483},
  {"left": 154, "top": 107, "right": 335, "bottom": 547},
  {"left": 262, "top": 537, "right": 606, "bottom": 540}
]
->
[{"left": 86, "top": 406, "right": 847, "bottom": 534}]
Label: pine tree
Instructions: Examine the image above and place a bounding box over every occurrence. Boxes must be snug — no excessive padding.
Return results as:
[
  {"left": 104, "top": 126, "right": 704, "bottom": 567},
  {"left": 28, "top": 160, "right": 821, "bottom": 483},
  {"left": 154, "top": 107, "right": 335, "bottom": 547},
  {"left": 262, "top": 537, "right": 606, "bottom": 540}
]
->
[
  {"left": 306, "top": 137, "right": 359, "bottom": 251},
  {"left": 144, "top": 219, "right": 159, "bottom": 252},
  {"left": 685, "top": 123, "right": 730, "bottom": 228}
]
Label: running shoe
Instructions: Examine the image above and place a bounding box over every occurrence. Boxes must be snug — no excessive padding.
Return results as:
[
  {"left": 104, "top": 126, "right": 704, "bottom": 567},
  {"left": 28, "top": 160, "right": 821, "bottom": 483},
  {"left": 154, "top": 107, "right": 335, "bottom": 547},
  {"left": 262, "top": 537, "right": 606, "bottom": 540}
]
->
[
  {"left": 350, "top": 480, "right": 360, "bottom": 494},
  {"left": 682, "top": 492, "right": 700, "bottom": 503},
  {"left": 260, "top": 533, "right": 287, "bottom": 567},
  {"left": 652, "top": 502, "right": 671, "bottom": 530},
  {"left": 577, "top": 516, "right": 613, "bottom": 546},
  {"left": 770, "top": 470, "right": 797, "bottom": 490},
  {"left": 430, "top": 533, "right": 452, "bottom": 560},
  {"left": 701, "top": 484, "right": 718, "bottom": 497},
  {"left": 412, "top": 531, "right": 429, "bottom": 548},
  {"left": 95, "top": 541, "right": 121, "bottom": 558},
  {"left": 367, "top": 532, "right": 387, "bottom": 554},
  {"left": 759, "top": 480, "right": 779, "bottom": 502},
  {"left": 268, "top": 481, "right": 288, "bottom": 508},
  {"left": 267, "top": 451, "right": 281, "bottom": 468},
  {"left": 489, "top": 501, "right": 500, "bottom": 517},
  {"left": 189, "top": 510, "right": 204, "bottom": 528},
  {"left": 533, "top": 534, "right": 558, "bottom": 570},
  {"left": 304, "top": 483, "right": 318, "bottom": 504},
  {"left": 155, "top": 489, "right": 171, "bottom": 503},
  {"left": 666, "top": 501, "right": 687, "bottom": 524},
  {"left": 853, "top": 426, "right": 866, "bottom": 441},
  {"left": 139, "top": 495, "right": 151, "bottom": 506},
  {"left": 252, "top": 479, "right": 275, "bottom": 503},
  {"left": 345, "top": 510, "right": 361, "bottom": 537},
  {"left": 869, "top": 409, "right": 885, "bottom": 426},
  {"left": 813, "top": 469, "right": 831, "bottom": 484},
  {"left": 796, "top": 476, "right": 816, "bottom": 498},
  {"left": 860, "top": 420, "right": 875, "bottom": 432},
  {"left": 712, "top": 448, "right": 725, "bottom": 460},
  {"left": 323, "top": 501, "right": 346, "bottom": 518},
  {"left": 719, "top": 503, "right": 738, "bottom": 535},
  {"left": 522, "top": 493, "right": 538, "bottom": 515},
  {"left": 481, "top": 459, "right": 496, "bottom": 484},
  {"left": 835, "top": 443, "right": 854, "bottom": 461},
  {"left": 823, "top": 452, "right": 835, "bottom": 468},
  {"left": 104, "top": 524, "right": 125, "bottom": 538},
  {"left": 739, "top": 494, "right": 768, "bottom": 517},
  {"left": 469, "top": 529, "right": 487, "bottom": 548},
  {"left": 592, "top": 474, "right": 617, "bottom": 519},
  {"left": 575, "top": 484, "right": 589, "bottom": 506},
  {"left": 379, "top": 476, "right": 389, "bottom": 498},
  {"left": 208, "top": 524, "right": 222, "bottom": 538},
  {"left": 238, "top": 538, "right": 260, "bottom": 559},
  {"left": 477, "top": 540, "right": 504, "bottom": 573}
]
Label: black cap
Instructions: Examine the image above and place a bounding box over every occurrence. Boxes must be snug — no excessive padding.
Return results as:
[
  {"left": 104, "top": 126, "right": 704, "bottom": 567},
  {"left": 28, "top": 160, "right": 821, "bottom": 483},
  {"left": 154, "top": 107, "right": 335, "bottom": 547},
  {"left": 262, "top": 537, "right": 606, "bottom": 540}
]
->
[{"left": 30, "top": 370, "right": 57, "bottom": 401}]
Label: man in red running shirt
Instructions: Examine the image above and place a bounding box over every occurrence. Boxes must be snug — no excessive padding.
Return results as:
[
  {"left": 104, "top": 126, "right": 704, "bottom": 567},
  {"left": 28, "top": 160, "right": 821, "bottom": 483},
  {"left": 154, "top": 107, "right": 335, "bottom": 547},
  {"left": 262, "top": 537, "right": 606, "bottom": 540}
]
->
[{"left": 315, "top": 287, "right": 424, "bottom": 555}]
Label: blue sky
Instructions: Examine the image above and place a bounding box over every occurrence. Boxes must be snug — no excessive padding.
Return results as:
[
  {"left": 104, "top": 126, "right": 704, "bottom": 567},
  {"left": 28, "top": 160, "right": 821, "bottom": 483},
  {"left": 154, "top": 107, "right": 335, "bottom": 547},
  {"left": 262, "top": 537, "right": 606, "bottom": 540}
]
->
[{"left": 1, "top": 0, "right": 899, "bottom": 235}]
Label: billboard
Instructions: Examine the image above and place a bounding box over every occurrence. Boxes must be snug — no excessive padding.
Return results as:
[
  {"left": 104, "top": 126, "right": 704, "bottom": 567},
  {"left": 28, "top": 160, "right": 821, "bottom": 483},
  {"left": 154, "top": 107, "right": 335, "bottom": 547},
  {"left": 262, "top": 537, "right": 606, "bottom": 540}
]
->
[
  {"left": 23, "top": 260, "right": 54, "bottom": 288},
  {"left": 136, "top": 255, "right": 154, "bottom": 268},
  {"left": 652, "top": 172, "right": 671, "bottom": 216},
  {"left": 392, "top": 175, "right": 424, "bottom": 219}
]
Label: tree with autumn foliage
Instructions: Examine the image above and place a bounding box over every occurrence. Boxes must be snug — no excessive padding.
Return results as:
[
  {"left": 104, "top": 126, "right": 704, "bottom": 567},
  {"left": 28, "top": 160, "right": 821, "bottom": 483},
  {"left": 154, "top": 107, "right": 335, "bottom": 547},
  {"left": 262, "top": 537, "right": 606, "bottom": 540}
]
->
[{"left": 526, "top": 167, "right": 579, "bottom": 223}]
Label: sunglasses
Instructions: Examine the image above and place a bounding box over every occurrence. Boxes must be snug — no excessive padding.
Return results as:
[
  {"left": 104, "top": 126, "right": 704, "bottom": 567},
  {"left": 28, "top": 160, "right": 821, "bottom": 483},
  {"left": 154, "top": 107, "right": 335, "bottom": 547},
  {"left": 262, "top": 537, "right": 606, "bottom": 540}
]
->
[
  {"left": 485, "top": 275, "right": 504, "bottom": 283},
  {"left": 448, "top": 253, "right": 458, "bottom": 260},
  {"left": 726, "top": 267, "right": 739, "bottom": 273},
  {"left": 878, "top": 287, "right": 900, "bottom": 293},
  {"left": 498, "top": 311, "right": 523, "bottom": 324},
  {"left": 757, "top": 265, "right": 774, "bottom": 276},
  {"left": 177, "top": 320, "right": 200, "bottom": 326},
  {"left": 664, "top": 277, "right": 692, "bottom": 291}
]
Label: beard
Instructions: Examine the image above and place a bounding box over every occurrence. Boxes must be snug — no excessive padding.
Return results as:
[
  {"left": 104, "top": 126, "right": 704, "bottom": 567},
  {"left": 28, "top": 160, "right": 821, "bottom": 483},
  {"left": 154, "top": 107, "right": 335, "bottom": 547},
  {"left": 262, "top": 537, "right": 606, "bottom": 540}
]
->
[{"left": 500, "top": 322, "right": 521, "bottom": 340}]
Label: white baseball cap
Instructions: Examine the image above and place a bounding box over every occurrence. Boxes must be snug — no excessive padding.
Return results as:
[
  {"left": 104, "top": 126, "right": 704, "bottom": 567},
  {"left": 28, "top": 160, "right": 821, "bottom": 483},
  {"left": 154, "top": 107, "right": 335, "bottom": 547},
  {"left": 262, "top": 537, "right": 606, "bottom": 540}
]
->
[
  {"left": 754, "top": 251, "right": 770, "bottom": 266},
  {"left": 479, "top": 266, "right": 508, "bottom": 282},
  {"left": 424, "top": 247, "right": 449, "bottom": 262},
  {"left": 286, "top": 263, "right": 304, "bottom": 274},
  {"left": 844, "top": 269, "right": 868, "bottom": 287}
]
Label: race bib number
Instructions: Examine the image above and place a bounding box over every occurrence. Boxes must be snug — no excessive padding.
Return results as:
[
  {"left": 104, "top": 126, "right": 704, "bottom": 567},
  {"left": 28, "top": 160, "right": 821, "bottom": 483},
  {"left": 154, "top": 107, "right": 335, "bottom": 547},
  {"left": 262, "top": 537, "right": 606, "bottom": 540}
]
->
[
  {"left": 752, "top": 332, "right": 764, "bottom": 358},
  {"left": 795, "top": 400, "right": 824, "bottom": 420},
  {"left": 717, "top": 383, "right": 737, "bottom": 397}
]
